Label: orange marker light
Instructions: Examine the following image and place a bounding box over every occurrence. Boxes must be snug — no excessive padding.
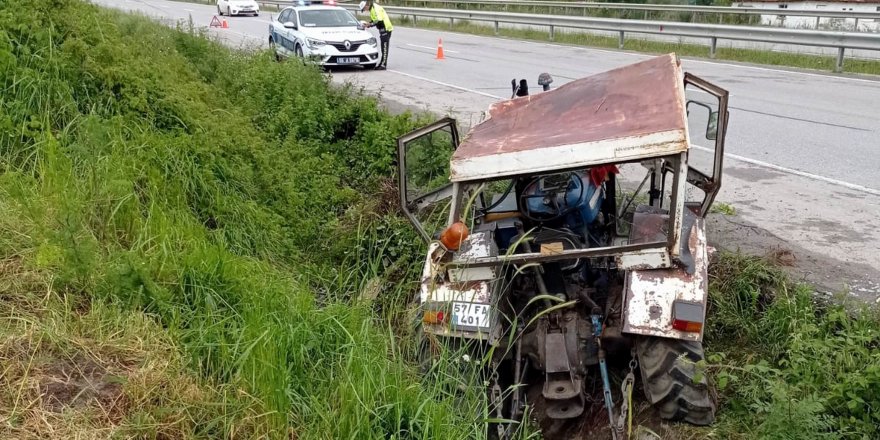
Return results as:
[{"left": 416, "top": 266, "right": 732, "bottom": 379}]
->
[{"left": 440, "top": 221, "right": 469, "bottom": 251}]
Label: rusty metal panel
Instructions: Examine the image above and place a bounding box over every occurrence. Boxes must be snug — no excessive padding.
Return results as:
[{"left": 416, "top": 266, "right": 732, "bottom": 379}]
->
[
  {"left": 622, "top": 216, "right": 709, "bottom": 342},
  {"left": 450, "top": 54, "right": 689, "bottom": 182},
  {"left": 449, "top": 231, "right": 499, "bottom": 282},
  {"left": 616, "top": 248, "right": 671, "bottom": 271},
  {"left": 419, "top": 232, "right": 501, "bottom": 304},
  {"left": 418, "top": 233, "right": 504, "bottom": 342}
]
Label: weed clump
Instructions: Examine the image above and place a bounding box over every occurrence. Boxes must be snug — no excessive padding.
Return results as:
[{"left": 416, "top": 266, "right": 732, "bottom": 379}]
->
[{"left": 705, "top": 253, "right": 880, "bottom": 439}]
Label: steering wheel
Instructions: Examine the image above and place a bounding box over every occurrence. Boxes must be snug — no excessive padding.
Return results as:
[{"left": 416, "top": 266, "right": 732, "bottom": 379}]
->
[{"left": 518, "top": 172, "right": 585, "bottom": 223}]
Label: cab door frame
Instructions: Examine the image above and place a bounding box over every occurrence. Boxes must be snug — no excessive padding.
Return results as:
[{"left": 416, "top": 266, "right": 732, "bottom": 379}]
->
[
  {"left": 396, "top": 117, "right": 460, "bottom": 242},
  {"left": 682, "top": 72, "right": 730, "bottom": 218}
]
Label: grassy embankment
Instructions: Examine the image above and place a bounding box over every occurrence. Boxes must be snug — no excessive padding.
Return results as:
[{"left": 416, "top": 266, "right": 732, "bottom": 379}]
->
[{"left": 1, "top": 0, "right": 879, "bottom": 439}]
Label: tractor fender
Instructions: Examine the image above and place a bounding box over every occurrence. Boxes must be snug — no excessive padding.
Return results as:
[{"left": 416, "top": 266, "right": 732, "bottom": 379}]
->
[{"left": 622, "top": 216, "right": 710, "bottom": 342}]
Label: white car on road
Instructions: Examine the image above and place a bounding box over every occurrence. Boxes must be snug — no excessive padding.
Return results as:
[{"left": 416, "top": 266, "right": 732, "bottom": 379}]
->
[
  {"left": 269, "top": 5, "right": 380, "bottom": 67},
  {"left": 217, "top": 0, "right": 259, "bottom": 16}
]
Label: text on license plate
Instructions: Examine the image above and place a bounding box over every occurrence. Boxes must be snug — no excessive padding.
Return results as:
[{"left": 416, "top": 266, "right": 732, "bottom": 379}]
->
[
  {"left": 337, "top": 57, "right": 360, "bottom": 64},
  {"left": 452, "top": 302, "right": 491, "bottom": 329}
]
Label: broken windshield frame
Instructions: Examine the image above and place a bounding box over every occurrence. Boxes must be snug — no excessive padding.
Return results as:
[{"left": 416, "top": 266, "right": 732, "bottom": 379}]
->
[{"left": 441, "top": 152, "right": 690, "bottom": 271}]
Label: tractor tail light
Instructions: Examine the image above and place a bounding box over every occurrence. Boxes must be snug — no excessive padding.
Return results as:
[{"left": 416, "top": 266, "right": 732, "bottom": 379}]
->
[
  {"left": 671, "top": 300, "right": 704, "bottom": 333},
  {"left": 423, "top": 310, "right": 445, "bottom": 324},
  {"left": 672, "top": 319, "right": 703, "bottom": 333}
]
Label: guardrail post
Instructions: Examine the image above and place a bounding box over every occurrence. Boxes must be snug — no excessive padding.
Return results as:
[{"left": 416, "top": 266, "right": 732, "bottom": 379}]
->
[
  {"left": 815, "top": 16, "right": 820, "bottom": 29},
  {"left": 710, "top": 37, "right": 717, "bottom": 58},
  {"left": 854, "top": 18, "right": 860, "bottom": 31},
  {"left": 494, "top": 21, "right": 499, "bottom": 35},
  {"left": 835, "top": 47, "right": 845, "bottom": 72},
  {"left": 450, "top": 17, "right": 454, "bottom": 28},
  {"left": 549, "top": 25, "right": 555, "bottom": 41},
  {"left": 618, "top": 31, "right": 625, "bottom": 49},
  {"left": 718, "top": 13, "right": 723, "bottom": 24}
]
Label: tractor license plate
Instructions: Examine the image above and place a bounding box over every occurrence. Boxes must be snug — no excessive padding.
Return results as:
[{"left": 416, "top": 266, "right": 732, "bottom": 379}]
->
[
  {"left": 337, "top": 57, "right": 360, "bottom": 64},
  {"left": 451, "top": 302, "right": 491, "bottom": 329}
]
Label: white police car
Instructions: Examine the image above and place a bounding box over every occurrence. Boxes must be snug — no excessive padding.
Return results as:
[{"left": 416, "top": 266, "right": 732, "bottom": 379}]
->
[
  {"left": 269, "top": 1, "right": 380, "bottom": 67},
  {"left": 217, "top": 0, "right": 259, "bottom": 16}
]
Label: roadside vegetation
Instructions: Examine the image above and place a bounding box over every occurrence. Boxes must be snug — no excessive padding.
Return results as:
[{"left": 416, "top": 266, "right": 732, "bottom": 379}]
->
[
  {"left": 1, "top": 0, "right": 878, "bottom": 439},
  {"left": 701, "top": 253, "right": 880, "bottom": 439},
  {"left": 386, "top": 0, "right": 761, "bottom": 27}
]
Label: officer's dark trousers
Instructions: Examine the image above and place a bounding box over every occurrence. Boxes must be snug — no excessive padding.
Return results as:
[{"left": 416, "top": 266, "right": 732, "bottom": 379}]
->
[{"left": 378, "top": 30, "right": 391, "bottom": 68}]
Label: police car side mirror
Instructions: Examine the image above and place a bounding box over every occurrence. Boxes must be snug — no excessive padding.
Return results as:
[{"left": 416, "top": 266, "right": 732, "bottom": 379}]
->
[{"left": 283, "top": 21, "right": 297, "bottom": 29}]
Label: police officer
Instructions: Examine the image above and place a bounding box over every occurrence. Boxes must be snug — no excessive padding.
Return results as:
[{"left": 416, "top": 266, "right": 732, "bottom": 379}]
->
[{"left": 359, "top": 0, "right": 393, "bottom": 70}]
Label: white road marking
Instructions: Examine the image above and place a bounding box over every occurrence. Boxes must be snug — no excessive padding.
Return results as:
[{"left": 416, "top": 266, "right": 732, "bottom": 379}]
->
[
  {"left": 183, "top": 8, "right": 194, "bottom": 11},
  {"left": 691, "top": 145, "right": 880, "bottom": 197},
  {"left": 387, "top": 69, "right": 504, "bottom": 99},
  {"left": 406, "top": 43, "right": 459, "bottom": 53}
]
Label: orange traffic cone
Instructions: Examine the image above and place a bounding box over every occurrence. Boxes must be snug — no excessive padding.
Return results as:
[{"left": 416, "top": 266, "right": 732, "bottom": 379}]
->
[
  {"left": 221, "top": 19, "right": 229, "bottom": 29},
  {"left": 435, "top": 38, "right": 445, "bottom": 60}
]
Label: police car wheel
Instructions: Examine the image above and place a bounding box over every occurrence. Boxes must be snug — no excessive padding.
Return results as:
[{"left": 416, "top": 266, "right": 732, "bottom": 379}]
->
[
  {"left": 295, "top": 45, "right": 304, "bottom": 58},
  {"left": 269, "top": 39, "right": 281, "bottom": 62},
  {"left": 217, "top": 4, "right": 222, "bottom": 15}
]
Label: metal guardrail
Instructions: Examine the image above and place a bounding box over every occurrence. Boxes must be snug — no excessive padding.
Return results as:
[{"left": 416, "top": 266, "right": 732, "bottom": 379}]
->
[
  {"left": 259, "top": 1, "right": 880, "bottom": 71},
  {"left": 389, "top": 0, "right": 880, "bottom": 23}
]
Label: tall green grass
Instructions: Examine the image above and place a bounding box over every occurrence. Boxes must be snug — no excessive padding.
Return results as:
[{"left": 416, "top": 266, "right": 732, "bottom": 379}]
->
[
  {"left": 703, "top": 253, "right": 880, "bottom": 439},
  {"left": 0, "top": 0, "right": 491, "bottom": 437}
]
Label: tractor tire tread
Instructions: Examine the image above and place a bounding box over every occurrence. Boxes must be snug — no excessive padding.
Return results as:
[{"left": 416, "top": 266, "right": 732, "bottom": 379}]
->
[{"left": 636, "top": 336, "right": 715, "bottom": 426}]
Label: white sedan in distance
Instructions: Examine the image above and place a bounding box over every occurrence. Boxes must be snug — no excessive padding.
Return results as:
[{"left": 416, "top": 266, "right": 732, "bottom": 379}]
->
[
  {"left": 217, "top": 0, "right": 259, "bottom": 16},
  {"left": 269, "top": 4, "right": 380, "bottom": 68}
]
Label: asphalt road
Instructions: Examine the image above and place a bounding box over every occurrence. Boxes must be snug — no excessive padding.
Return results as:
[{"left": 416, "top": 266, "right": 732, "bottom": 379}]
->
[{"left": 95, "top": 0, "right": 880, "bottom": 299}]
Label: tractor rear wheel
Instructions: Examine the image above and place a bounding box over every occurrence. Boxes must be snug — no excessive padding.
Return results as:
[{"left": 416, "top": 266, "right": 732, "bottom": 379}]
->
[{"left": 636, "top": 336, "right": 715, "bottom": 425}]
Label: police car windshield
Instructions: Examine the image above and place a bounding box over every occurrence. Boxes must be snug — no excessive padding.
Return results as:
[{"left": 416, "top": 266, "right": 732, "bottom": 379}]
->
[{"left": 299, "top": 9, "right": 359, "bottom": 27}]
